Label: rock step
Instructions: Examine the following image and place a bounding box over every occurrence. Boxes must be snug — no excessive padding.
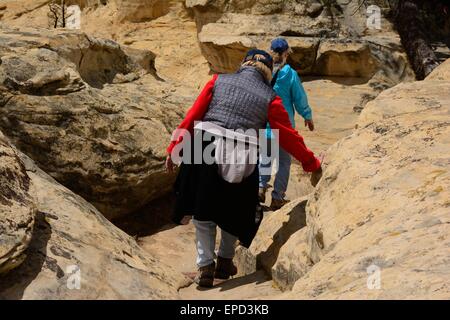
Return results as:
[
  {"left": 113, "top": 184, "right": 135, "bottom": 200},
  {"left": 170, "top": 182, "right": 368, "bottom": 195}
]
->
[{"left": 179, "top": 270, "right": 281, "bottom": 300}]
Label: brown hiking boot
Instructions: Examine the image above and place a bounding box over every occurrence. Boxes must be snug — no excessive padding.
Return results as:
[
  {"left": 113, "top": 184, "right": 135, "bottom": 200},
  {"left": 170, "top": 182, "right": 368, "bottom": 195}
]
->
[
  {"left": 258, "top": 187, "right": 267, "bottom": 203},
  {"left": 194, "top": 262, "right": 216, "bottom": 288},
  {"left": 270, "top": 198, "right": 290, "bottom": 211},
  {"left": 214, "top": 256, "right": 238, "bottom": 280}
]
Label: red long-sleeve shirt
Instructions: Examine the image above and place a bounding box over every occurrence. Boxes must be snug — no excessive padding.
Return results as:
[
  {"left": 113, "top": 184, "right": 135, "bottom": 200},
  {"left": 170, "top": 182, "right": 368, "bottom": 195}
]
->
[{"left": 167, "top": 75, "right": 321, "bottom": 172}]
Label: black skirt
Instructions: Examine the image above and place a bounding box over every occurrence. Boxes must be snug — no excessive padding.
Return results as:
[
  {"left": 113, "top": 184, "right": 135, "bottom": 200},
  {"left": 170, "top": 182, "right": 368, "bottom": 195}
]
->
[{"left": 172, "top": 139, "right": 263, "bottom": 248}]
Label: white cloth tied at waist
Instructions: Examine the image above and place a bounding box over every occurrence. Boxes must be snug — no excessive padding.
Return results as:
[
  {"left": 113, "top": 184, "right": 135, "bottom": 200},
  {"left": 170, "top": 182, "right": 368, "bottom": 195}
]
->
[{"left": 194, "top": 121, "right": 258, "bottom": 184}]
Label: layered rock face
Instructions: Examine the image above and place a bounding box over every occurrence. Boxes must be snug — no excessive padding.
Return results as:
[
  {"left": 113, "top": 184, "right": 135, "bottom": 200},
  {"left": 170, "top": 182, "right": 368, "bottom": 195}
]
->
[
  {"left": 70, "top": 0, "right": 176, "bottom": 22},
  {"left": 0, "top": 27, "right": 193, "bottom": 219},
  {"left": 426, "top": 58, "right": 450, "bottom": 81},
  {"left": 289, "top": 69, "right": 450, "bottom": 299},
  {"left": 188, "top": 0, "right": 413, "bottom": 91},
  {"left": 115, "top": 0, "right": 172, "bottom": 22},
  {"left": 235, "top": 198, "right": 309, "bottom": 282},
  {"left": 1, "top": 0, "right": 176, "bottom": 24},
  {"left": 237, "top": 60, "right": 450, "bottom": 299},
  {"left": 0, "top": 133, "right": 36, "bottom": 275},
  {"left": 0, "top": 134, "right": 186, "bottom": 299}
]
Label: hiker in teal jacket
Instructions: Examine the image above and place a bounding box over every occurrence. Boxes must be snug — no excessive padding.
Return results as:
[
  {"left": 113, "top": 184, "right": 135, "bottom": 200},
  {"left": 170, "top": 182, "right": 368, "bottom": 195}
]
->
[{"left": 259, "top": 38, "right": 315, "bottom": 210}]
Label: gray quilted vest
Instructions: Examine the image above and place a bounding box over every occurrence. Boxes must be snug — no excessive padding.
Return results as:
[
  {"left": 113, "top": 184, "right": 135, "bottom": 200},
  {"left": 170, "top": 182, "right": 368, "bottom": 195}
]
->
[{"left": 203, "top": 66, "right": 276, "bottom": 130}]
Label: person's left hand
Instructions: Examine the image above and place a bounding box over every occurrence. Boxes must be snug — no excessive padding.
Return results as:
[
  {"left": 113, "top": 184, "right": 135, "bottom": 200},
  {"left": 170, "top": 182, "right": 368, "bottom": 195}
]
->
[
  {"left": 305, "top": 119, "right": 315, "bottom": 132},
  {"left": 180, "top": 216, "right": 192, "bottom": 225},
  {"left": 165, "top": 155, "right": 175, "bottom": 173}
]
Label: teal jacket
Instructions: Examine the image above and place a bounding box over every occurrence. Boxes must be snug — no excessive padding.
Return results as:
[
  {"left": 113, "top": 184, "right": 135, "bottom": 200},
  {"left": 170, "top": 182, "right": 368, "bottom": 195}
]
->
[{"left": 267, "top": 64, "right": 312, "bottom": 137}]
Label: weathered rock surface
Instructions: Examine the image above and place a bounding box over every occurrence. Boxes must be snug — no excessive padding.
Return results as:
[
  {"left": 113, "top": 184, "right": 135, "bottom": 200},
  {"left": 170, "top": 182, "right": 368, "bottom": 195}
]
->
[
  {"left": 198, "top": 28, "right": 412, "bottom": 84},
  {"left": 67, "top": 0, "right": 178, "bottom": 23},
  {"left": 0, "top": 26, "right": 193, "bottom": 219},
  {"left": 187, "top": 0, "right": 393, "bottom": 37},
  {"left": 233, "top": 198, "right": 311, "bottom": 293},
  {"left": 235, "top": 60, "right": 450, "bottom": 298},
  {"left": 426, "top": 58, "right": 450, "bottom": 81},
  {"left": 191, "top": 0, "right": 413, "bottom": 86},
  {"left": 271, "top": 228, "right": 311, "bottom": 291},
  {"left": 186, "top": 0, "right": 334, "bottom": 34},
  {"left": 0, "top": 133, "right": 36, "bottom": 275},
  {"left": 260, "top": 75, "right": 390, "bottom": 213},
  {"left": 314, "top": 40, "right": 378, "bottom": 78},
  {"left": 1, "top": 0, "right": 211, "bottom": 89},
  {"left": 139, "top": 223, "right": 198, "bottom": 278},
  {"left": 0, "top": 142, "right": 186, "bottom": 299},
  {"left": 235, "top": 198, "right": 308, "bottom": 278},
  {"left": 1, "top": 0, "right": 176, "bottom": 24},
  {"left": 115, "top": 0, "right": 172, "bottom": 22},
  {"left": 281, "top": 64, "right": 450, "bottom": 299}
]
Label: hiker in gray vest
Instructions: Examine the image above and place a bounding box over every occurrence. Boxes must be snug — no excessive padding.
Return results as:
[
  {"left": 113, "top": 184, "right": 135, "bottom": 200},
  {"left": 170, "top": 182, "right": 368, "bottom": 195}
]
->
[
  {"left": 259, "top": 38, "right": 317, "bottom": 211},
  {"left": 166, "top": 49, "right": 322, "bottom": 288}
]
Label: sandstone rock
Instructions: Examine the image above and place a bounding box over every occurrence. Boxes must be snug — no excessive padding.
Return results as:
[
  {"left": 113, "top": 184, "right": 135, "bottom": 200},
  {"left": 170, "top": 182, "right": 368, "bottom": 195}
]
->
[
  {"left": 198, "top": 21, "right": 412, "bottom": 85},
  {"left": 139, "top": 223, "right": 197, "bottom": 277},
  {"left": 1, "top": 0, "right": 210, "bottom": 88},
  {"left": 65, "top": 1, "right": 106, "bottom": 8},
  {"left": 0, "top": 1, "right": 50, "bottom": 24},
  {"left": 4, "top": 0, "right": 174, "bottom": 24},
  {"left": 0, "top": 27, "right": 194, "bottom": 219},
  {"left": 282, "top": 77, "right": 450, "bottom": 299},
  {"left": 0, "top": 148, "right": 186, "bottom": 299},
  {"left": 0, "top": 133, "right": 36, "bottom": 275},
  {"left": 81, "top": 0, "right": 211, "bottom": 89},
  {"left": 234, "top": 199, "right": 313, "bottom": 292},
  {"left": 426, "top": 58, "right": 450, "bottom": 81},
  {"left": 299, "top": 77, "right": 381, "bottom": 154},
  {"left": 191, "top": 0, "right": 413, "bottom": 86},
  {"left": 314, "top": 40, "right": 378, "bottom": 79},
  {"left": 235, "top": 198, "right": 308, "bottom": 277},
  {"left": 337, "top": 0, "right": 394, "bottom": 37},
  {"left": 196, "top": 10, "right": 329, "bottom": 74},
  {"left": 115, "top": 0, "right": 172, "bottom": 23},
  {"left": 198, "top": 24, "right": 322, "bottom": 75},
  {"left": 271, "top": 228, "right": 312, "bottom": 291},
  {"left": 0, "top": 0, "right": 408, "bottom": 88},
  {"left": 186, "top": 0, "right": 332, "bottom": 33}
]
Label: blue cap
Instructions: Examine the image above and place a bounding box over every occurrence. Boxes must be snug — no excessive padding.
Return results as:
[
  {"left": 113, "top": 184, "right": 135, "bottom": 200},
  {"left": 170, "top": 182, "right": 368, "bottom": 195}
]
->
[
  {"left": 270, "top": 38, "right": 289, "bottom": 53},
  {"left": 243, "top": 49, "right": 273, "bottom": 70}
]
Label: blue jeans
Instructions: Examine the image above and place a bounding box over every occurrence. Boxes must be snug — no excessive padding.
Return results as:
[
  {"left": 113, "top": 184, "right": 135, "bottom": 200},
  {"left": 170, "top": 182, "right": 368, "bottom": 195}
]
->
[
  {"left": 259, "top": 147, "right": 292, "bottom": 200},
  {"left": 193, "top": 219, "right": 238, "bottom": 268}
]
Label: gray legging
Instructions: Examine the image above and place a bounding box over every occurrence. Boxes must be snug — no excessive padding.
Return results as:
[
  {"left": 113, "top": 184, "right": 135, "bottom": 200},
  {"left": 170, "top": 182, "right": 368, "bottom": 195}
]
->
[{"left": 193, "top": 219, "right": 238, "bottom": 268}]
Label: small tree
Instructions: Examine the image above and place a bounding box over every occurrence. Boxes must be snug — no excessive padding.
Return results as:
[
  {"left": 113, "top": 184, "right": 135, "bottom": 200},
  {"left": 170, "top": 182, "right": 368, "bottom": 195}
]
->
[
  {"left": 48, "top": 0, "right": 66, "bottom": 28},
  {"left": 336, "top": 0, "right": 442, "bottom": 79}
]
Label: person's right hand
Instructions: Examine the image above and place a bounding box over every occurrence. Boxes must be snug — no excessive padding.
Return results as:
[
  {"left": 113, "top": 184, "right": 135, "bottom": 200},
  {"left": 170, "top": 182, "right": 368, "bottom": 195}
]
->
[
  {"left": 310, "top": 166, "right": 323, "bottom": 187},
  {"left": 305, "top": 119, "right": 315, "bottom": 132}
]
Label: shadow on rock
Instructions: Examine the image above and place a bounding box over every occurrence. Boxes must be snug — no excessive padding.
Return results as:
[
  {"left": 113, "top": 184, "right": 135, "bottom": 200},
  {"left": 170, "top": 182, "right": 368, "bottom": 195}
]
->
[
  {"left": 112, "top": 194, "right": 176, "bottom": 238},
  {"left": 194, "top": 270, "right": 271, "bottom": 293},
  {"left": 0, "top": 211, "right": 52, "bottom": 299},
  {"left": 258, "top": 200, "right": 307, "bottom": 273}
]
